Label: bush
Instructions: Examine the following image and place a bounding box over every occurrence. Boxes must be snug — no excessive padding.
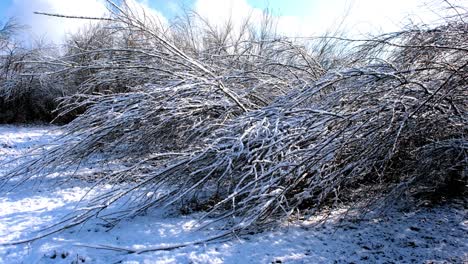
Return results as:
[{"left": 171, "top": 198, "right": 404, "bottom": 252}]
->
[
  {"left": 2, "top": 1, "right": 466, "bottom": 241},
  {"left": 0, "top": 19, "right": 67, "bottom": 124}
]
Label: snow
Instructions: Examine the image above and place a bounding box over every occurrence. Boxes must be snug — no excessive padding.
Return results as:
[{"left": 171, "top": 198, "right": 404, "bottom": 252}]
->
[{"left": 0, "top": 125, "right": 467, "bottom": 264}]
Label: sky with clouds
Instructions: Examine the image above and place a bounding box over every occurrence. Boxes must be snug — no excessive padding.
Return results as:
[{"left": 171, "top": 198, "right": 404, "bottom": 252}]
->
[{"left": 0, "top": 0, "right": 456, "bottom": 44}]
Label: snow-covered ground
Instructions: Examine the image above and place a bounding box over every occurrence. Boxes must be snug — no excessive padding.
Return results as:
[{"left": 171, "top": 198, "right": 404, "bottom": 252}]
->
[{"left": 0, "top": 125, "right": 466, "bottom": 264}]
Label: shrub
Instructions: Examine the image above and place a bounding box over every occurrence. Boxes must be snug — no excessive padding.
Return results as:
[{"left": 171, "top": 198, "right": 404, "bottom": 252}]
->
[
  {"left": 2, "top": 0, "right": 466, "bottom": 242},
  {"left": 0, "top": 19, "right": 66, "bottom": 123}
]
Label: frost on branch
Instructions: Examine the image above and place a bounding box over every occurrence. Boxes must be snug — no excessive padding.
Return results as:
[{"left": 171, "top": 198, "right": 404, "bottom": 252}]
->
[{"left": 1, "top": 1, "right": 466, "bottom": 242}]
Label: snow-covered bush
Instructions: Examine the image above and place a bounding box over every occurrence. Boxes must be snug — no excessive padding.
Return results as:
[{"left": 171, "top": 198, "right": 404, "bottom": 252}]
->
[
  {"left": 1, "top": 0, "right": 466, "bottom": 242},
  {"left": 0, "top": 20, "right": 67, "bottom": 123},
  {"left": 39, "top": 2, "right": 329, "bottom": 156}
]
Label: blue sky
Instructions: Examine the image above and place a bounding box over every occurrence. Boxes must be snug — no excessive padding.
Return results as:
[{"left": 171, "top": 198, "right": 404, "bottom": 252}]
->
[
  {"left": 248, "top": 0, "right": 315, "bottom": 16},
  {"left": 0, "top": 0, "right": 11, "bottom": 20},
  {"left": 0, "top": 0, "right": 454, "bottom": 44},
  {"left": 119, "top": 0, "right": 320, "bottom": 20}
]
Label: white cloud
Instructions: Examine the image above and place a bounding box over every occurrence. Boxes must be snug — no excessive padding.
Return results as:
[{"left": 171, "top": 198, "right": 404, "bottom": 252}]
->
[
  {"left": 191, "top": 0, "right": 271, "bottom": 44},
  {"left": 6, "top": 0, "right": 167, "bottom": 44},
  {"left": 7, "top": 0, "right": 108, "bottom": 44},
  {"left": 123, "top": 0, "right": 168, "bottom": 28},
  {"left": 194, "top": 0, "right": 263, "bottom": 27},
  {"left": 337, "top": 0, "right": 441, "bottom": 35},
  {"left": 5, "top": 0, "right": 455, "bottom": 45},
  {"left": 192, "top": 0, "right": 448, "bottom": 38}
]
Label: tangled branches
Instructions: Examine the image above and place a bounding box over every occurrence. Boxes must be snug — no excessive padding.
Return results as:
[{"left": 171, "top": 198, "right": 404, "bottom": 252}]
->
[
  {"left": 0, "top": 19, "right": 66, "bottom": 123},
  {"left": 29, "top": 1, "right": 326, "bottom": 159},
  {"left": 1, "top": 1, "right": 467, "bottom": 243}
]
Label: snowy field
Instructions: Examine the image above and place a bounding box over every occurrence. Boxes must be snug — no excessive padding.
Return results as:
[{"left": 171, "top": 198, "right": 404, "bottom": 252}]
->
[{"left": 0, "top": 125, "right": 466, "bottom": 263}]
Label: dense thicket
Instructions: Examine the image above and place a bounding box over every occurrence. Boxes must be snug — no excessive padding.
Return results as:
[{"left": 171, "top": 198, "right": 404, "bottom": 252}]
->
[
  {"left": 1, "top": 0, "right": 466, "bottom": 243},
  {"left": 0, "top": 20, "right": 61, "bottom": 123}
]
